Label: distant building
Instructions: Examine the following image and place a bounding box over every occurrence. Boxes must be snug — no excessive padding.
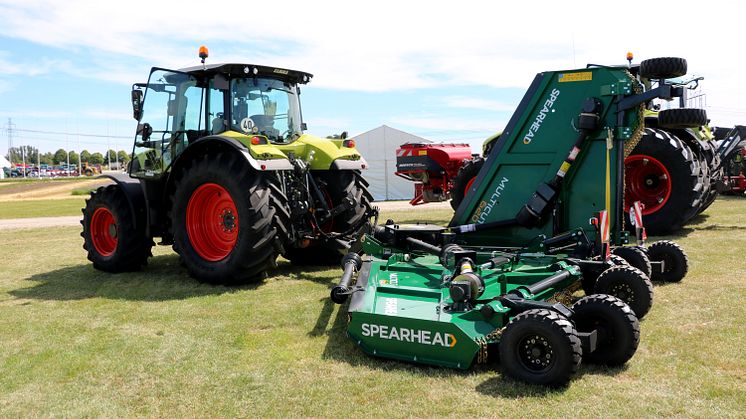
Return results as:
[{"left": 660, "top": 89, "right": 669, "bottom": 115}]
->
[{"left": 352, "top": 125, "right": 431, "bottom": 201}]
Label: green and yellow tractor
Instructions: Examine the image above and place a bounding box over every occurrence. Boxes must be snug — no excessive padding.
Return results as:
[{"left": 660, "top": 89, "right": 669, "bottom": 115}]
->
[{"left": 81, "top": 49, "right": 375, "bottom": 284}]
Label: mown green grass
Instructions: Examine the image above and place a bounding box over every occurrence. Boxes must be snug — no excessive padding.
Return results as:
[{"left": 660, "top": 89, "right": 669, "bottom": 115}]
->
[
  {"left": 0, "top": 202, "right": 745, "bottom": 416},
  {"left": 0, "top": 198, "right": 86, "bottom": 219}
]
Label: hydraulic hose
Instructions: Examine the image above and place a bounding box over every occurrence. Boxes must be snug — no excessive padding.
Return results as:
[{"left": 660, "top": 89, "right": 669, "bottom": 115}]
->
[{"left": 331, "top": 253, "right": 363, "bottom": 304}]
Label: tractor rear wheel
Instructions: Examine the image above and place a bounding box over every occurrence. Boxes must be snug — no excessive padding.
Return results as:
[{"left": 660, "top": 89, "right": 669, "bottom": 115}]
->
[
  {"left": 639, "top": 57, "right": 687, "bottom": 79},
  {"left": 450, "top": 157, "right": 484, "bottom": 211},
  {"left": 612, "top": 246, "right": 652, "bottom": 278},
  {"left": 593, "top": 265, "right": 654, "bottom": 319},
  {"left": 283, "top": 170, "right": 373, "bottom": 265},
  {"left": 499, "top": 309, "right": 581, "bottom": 387},
  {"left": 81, "top": 185, "right": 152, "bottom": 272},
  {"left": 647, "top": 240, "right": 688, "bottom": 282},
  {"left": 625, "top": 128, "right": 703, "bottom": 235},
  {"left": 572, "top": 295, "right": 640, "bottom": 366},
  {"left": 171, "top": 152, "right": 284, "bottom": 284}
]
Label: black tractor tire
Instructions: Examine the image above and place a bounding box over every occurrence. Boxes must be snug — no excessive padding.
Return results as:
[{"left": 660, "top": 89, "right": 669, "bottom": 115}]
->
[
  {"left": 284, "top": 170, "right": 373, "bottom": 266},
  {"left": 639, "top": 57, "right": 687, "bottom": 79},
  {"left": 698, "top": 142, "right": 722, "bottom": 213},
  {"left": 81, "top": 184, "right": 152, "bottom": 272},
  {"left": 171, "top": 152, "right": 284, "bottom": 284},
  {"left": 572, "top": 294, "right": 640, "bottom": 366},
  {"left": 626, "top": 128, "right": 703, "bottom": 235},
  {"left": 580, "top": 256, "right": 626, "bottom": 295},
  {"left": 612, "top": 246, "right": 652, "bottom": 278},
  {"left": 450, "top": 157, "right": 484, "bottom": 211},
  {"left": 658, "top": 109, "right": 708, "bottom": 129},
  {"left": 647, "top": 240, "right": 689, "bottom": 282},
  {"left": 499, "top": 309, "right": 582, "bottom": 387},
  {"left": 593, "top": 265, "right": 654, "bottom": 319}
]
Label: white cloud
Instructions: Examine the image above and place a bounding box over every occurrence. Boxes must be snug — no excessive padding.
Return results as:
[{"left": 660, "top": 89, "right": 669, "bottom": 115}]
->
[
  {"left": 441, "top": 96, "right": 516, "bottom": 112},
  {"left": 0, "top": 1, "right": 744, "bottom": 124},
  {"left": 390, "top": 115, "right": 505, "bottom": 133}
]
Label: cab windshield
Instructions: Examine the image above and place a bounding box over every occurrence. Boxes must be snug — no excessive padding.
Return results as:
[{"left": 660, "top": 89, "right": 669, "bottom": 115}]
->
[{"left": 230, "top": 77, "right": 302, "bottom": 143}]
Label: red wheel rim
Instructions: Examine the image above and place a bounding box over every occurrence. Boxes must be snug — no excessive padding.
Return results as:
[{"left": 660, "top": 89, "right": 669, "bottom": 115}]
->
[
  {"left": 90, "top": 207, "right": 118, "bottom": 256},
  {"left": 186, "top": 183, "right": 239, "bottom": 262},
  {"left": 464, "top": 176, "right": 477, "bottom": 197},
  {"left": 625, "top": 154, "right": 672, "bottom": 215}
]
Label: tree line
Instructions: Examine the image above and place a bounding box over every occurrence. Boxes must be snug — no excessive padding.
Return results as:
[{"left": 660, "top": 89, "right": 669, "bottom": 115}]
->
[{"left": 5, "top": 146, "right": 131, "bottom": 166}]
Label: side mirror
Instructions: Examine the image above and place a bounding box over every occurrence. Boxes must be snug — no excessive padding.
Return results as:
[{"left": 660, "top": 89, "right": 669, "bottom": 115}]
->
[
  {"left": 301, "top": 122, "right": 307, "bottom": 131},
  {"left": 131, "top": 89, "right": 144, "bottom": 120}
]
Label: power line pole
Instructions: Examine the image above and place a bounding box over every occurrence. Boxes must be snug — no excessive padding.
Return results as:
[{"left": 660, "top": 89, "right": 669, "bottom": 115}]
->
[{"left": 6, "top": 117, "right": 15, "bottom": 160}]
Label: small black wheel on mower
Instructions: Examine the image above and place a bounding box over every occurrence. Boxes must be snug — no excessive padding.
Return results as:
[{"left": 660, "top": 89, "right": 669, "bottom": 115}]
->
[
  {"left": 498, "top": 309, "right": 582, "bottom": 387},
  {"left": 593, "top": 265, "right": 654, "bottom": 319},
  {"left": 572, "top": 294, "right": 640, "bottom": 366},
  {"left": 450, "top": 157, "right": 484, "bottom": 211},
  {"left": 81, "top": 184, "right": 152, "bottom": 272},
  {"left": 612, "top": 246, "right": 652, "bottom": 278},
  {"left": 639, "top": 57, "right": 687, "bottom": 79},
  {"left": 658, "top": 108, "right": 708, "bottom": 129},
  {"left": 647, "top": 240, "right": 689, "bottom": 282}
]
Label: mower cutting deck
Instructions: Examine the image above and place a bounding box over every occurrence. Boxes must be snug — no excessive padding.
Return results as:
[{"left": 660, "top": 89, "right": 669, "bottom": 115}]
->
[{"left": 333, "top": 57, "right": 692, "bottom": 386}]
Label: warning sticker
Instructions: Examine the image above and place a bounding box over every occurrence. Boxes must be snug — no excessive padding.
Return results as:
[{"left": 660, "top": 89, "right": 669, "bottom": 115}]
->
[{"left": 558, "top": 72, "right": 593, "bottom": 83}]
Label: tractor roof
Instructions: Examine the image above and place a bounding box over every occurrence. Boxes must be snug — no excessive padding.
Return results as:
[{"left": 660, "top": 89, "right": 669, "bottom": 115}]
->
[{"left": 178, "top": 63, "right": 313, "bottom": 84}]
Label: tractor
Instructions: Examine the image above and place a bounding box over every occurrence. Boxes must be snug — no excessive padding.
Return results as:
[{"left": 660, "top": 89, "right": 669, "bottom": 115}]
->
[
  {"left": 333, "top": 57, "right": 693, "bottom": 386},
  {"left": 81, "top": 48, "right": 375, "bottom": 284}
]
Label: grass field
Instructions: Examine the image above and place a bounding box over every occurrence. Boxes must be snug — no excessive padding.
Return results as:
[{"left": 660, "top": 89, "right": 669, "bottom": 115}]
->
[
  {"left": 0, "top": 200, "right": 745, "bottom": 416},
  {"left": 0, "top": 197, "right": 86, "bottom": 219}
]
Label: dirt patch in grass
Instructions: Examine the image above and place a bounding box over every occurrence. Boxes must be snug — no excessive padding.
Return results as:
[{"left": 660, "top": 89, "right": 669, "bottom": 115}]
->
[{"left": 0, "top": 179, "right": 112, "bottom": 201}]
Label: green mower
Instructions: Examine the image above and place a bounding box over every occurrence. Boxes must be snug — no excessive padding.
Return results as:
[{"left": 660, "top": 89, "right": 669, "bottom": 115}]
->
[{"left": 333, "top": 57, "right": 692, "bottom": 386}]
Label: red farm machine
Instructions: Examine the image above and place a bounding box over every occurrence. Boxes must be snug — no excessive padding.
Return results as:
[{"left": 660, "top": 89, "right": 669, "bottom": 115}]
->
[{"left": 394, "top": 143, "right": 473, "bottom": 205}]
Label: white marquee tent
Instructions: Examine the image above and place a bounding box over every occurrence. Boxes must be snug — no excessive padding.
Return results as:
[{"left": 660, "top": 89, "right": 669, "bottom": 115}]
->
[
  {"left": 351, "top": 125, "right": 431, "bottom": 201},
  {"left": 0, "top": 155, "right": 10, "bottom": 179}
]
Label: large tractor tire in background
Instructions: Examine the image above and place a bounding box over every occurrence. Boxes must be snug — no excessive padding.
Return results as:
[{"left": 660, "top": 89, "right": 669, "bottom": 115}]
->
[
  {"left": 450, "top": 157, "right": 484, "bottom": 211},
  {"left": 283, "top": 170, "right": 373, "bottom": 265},
  {"left": 171, "top": 152, "right": 286, "bottom": 285},
  {"left": 625, "top": 128, "right": 703, "bottom": 235},
  {"left": 81, "top": 184, "right": 153, "bottom": 272}
]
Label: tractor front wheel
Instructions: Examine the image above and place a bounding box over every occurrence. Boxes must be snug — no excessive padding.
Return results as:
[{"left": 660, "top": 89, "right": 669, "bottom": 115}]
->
[
  {"left": 171, "top": 152, "right": 283, "bottom": 284},
  {"left": 81, "top": 185, "right": 152, "bottom": 272},
  {"left": 572, "top": 294, "right": 640, "bottom": 366},
  {"left": 647, "top": 240, "right": 689, "bottom": 282},
  {"left": 498, "top": 309, "right": 582, "bottom": 387},
  {"left": 593, "top": 265, "right": 654, "bottom": 320}
]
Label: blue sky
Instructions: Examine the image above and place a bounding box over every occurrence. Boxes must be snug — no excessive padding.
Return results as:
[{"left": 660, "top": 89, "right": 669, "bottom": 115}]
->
[{"left": 1, "top": 0, "right": 743, "bottom": 156}]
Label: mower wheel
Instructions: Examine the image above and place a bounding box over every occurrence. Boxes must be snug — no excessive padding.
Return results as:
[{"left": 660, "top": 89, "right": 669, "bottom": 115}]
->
[
  {"left": 626, "top": 128, "right": 703, "bottom": 235},
  {"left": 283, "top": 170, "right": 373, "bottom": 266},
  {"left": 593, "top": 265, "right": 654, "bottom": 319},
  {"left": 450, "top": 157, "right": 484, "bottom": 211},
  {"left": 499, "top": 309, "right": 581, "bottom": 387},
  {"left": 572, "top": 294, "right": 640, "bottom": 366},
  {"left": 658, "top": 108, "right": 708, "bottom": 129},
  {"left": 647, "top": 240, "right": 689, "bottom": 282},
  {"left": 171, "top": 152, "right": 284, "bottom": 284},
  {"left": 612, "top": 246, "right": 652, "bottom": 278},
  {"left": 81, "top": 185, "right": 152, "bottom": 272},
  {"left": 639, "top": 57, "right": 687, "bottom": 79}
]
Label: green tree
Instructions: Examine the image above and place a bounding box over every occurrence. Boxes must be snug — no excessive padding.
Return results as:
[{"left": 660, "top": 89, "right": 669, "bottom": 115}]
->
[
  {"left": 106, "top": 149, "right": 117, "bottom": 164},
  {"left": 117, "top": 150, "right": 131, "bottom": 163},
  {"left": 80, "top": 150, "right": 91, "bottom": 163},
  {"left": 53, "top": 149, "right": 67, "bottom": 165},
  {"left": 68, "top": 151, "right": 79, "bottom": 165},
  {"left": 90, "top": 152, "right": 104, "bottom": 165},
  {"left": 40, "top": 152, "right": 54, "bottom": 165},
  {"left": 9, "top": 145, "right": 40, "bottom": 164}
]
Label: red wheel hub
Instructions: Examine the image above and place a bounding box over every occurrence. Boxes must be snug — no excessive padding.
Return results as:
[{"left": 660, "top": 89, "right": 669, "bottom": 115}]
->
[
  {"left": 186, "top": 183, "right": 239, "bottom": 262},
  {"left": 625, "top": 154, "right": 672, "bottom": 215},
  {"left": 90, "top": 207, "right": 118, "bottom": 256}
]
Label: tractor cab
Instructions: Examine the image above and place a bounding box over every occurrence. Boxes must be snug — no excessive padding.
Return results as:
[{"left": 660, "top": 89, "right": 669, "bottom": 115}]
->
[{"left": 129, "top": 63, "right": 312, "bottom": 179}]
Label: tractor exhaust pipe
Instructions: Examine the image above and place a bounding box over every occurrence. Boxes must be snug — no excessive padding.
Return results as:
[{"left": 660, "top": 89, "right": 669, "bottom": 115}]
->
[{"left": 331, "top": 253, "right": 363, "bottom": 304}]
